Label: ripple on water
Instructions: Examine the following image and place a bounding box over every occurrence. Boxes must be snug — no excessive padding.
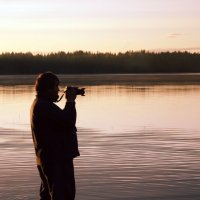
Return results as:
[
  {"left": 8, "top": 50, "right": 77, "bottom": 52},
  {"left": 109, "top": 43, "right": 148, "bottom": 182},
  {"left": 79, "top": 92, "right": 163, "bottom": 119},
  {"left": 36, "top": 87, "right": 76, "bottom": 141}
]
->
[{"left": 0, "top": 128, "right": 200, "bottom": 200}]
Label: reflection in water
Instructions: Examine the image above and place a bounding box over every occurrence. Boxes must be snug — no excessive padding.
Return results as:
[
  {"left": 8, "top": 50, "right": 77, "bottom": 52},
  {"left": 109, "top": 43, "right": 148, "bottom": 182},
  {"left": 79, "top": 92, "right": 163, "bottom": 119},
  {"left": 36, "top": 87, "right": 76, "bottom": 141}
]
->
[
  {"left": 0, "top": 85, "right": 35, "bottom": 129},
  {"left": 0, "top": 75, "right": 200, "bottom": 199},
  {"left": 76, "top": 128, "right": 200, "bottom": 200}
]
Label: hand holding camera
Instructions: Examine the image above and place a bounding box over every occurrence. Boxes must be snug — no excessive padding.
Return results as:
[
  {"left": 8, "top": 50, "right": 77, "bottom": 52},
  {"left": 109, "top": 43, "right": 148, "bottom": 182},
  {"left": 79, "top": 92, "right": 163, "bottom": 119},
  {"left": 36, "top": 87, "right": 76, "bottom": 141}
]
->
[
  {"left": 65, "top": 87, "right": 76, "bottom": 102},
  {"left": 56, "top": 86, "right": 85, "bottom": 102},
  {"left": 65, "top": 87, "right": 85, "bottom": 102},
  {"left": 66, "top": 87, "right": 85, "bottom": 96}
]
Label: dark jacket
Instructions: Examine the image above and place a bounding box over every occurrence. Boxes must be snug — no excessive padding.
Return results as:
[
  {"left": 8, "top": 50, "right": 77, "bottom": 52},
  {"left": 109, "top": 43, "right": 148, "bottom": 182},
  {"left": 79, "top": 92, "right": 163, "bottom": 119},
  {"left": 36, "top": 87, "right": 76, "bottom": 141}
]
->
[{"left": 30, "top": 97, "right": 80, "bottom": 165}]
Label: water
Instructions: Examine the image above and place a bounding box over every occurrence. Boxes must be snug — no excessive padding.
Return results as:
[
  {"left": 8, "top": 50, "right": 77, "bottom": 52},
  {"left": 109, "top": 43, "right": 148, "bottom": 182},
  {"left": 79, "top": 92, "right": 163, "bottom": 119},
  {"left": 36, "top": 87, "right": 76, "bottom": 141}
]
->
[{"left": 0, "top": 74, "right": 200, "bottom": 200}]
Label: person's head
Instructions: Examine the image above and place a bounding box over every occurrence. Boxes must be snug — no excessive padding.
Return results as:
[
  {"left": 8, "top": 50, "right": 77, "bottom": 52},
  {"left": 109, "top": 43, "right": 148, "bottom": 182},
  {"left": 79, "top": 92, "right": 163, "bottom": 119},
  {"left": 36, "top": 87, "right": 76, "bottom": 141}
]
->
[{"left": 35, "top": 72, "right": 60, "bottom": 102}]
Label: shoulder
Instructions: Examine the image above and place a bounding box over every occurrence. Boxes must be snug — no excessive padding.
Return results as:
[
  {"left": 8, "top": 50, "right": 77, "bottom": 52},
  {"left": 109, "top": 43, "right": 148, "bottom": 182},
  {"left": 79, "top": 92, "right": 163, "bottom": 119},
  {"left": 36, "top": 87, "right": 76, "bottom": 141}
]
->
[
  {"left": 37, "top": 98, "right": 63, "bottom": 112},
  {"left": 31, "top": 98, "right": 52, "bottom": 111}
]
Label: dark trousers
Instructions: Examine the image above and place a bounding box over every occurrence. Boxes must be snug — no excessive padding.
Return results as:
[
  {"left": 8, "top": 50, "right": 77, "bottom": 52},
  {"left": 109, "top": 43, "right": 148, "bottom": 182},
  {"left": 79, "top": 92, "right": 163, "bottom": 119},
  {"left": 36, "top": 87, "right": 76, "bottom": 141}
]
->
[{"left": 37, "top": 160, "right": 75, "bottom": 200}]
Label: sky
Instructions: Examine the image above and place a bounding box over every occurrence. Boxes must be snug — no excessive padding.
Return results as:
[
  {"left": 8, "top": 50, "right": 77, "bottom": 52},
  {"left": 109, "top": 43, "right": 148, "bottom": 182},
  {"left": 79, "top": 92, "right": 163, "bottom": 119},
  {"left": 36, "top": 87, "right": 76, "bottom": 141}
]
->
[{"left": 0, "top": 0, "right": 200, "bottom": 53}]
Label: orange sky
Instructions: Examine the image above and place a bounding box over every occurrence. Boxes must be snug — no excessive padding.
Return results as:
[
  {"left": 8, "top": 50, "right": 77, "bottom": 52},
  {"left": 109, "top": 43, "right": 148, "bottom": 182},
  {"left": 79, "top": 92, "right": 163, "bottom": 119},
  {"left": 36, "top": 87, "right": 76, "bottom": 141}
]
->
[{"left": 0, "top": 0, "right": 200, "bottom": 53}]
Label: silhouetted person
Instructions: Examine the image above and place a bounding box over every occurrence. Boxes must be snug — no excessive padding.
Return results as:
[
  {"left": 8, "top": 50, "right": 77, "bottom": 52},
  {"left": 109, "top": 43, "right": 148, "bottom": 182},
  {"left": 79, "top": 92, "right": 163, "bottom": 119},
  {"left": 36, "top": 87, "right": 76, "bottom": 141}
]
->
[{"left": 30, "top": 72, "right": 80, "bottom": 200}]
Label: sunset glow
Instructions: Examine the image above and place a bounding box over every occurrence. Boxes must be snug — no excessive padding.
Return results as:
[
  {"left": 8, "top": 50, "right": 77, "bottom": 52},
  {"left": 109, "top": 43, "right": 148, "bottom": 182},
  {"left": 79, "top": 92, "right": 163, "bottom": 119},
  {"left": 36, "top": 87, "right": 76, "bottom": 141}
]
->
[{"left": 0, "top": 0, "right": 200, "bottom": 53}]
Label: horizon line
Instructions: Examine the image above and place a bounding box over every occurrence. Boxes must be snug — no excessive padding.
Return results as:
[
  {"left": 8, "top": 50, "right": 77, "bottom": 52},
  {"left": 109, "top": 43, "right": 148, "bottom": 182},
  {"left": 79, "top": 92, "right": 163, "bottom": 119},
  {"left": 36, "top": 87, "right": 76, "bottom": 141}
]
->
[{"left": 0, "top": 48, "right": 200, "bottom": 55}]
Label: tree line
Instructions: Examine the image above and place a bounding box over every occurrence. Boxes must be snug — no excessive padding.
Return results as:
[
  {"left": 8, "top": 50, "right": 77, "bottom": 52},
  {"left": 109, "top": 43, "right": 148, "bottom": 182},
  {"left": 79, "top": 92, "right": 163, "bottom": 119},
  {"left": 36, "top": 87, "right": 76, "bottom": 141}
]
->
[{"left": 0, "top": 50, "right": 200, "bottom": 74}]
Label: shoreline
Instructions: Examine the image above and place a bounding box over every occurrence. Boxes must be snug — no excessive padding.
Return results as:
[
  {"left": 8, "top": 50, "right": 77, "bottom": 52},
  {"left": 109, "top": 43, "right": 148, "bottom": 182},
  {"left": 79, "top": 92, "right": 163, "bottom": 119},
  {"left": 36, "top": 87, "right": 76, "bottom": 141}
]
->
[{"left": 1, "top": 73, "right": 200, "bottom": 86}]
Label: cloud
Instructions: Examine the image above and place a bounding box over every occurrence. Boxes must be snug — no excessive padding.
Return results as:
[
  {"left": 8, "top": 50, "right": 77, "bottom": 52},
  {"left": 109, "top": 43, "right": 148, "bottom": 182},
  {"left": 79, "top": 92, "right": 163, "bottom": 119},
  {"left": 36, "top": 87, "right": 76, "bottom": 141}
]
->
[
  {"left": 167, "top": 33, "right": 183, "bottom": 38},
  {"left": 151, "top": 47, "right": 200, "bottom": 53},
  {"left": 180, "top": 47, "right": 200, "bottom": 52}
]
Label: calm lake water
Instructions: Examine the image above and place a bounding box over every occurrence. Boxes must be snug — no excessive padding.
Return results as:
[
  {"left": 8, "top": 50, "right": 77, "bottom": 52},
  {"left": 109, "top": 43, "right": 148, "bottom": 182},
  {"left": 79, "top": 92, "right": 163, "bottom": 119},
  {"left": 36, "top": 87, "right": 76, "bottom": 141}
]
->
[{"left": 0, "top": 74, "right": 200, "bottom": 200}]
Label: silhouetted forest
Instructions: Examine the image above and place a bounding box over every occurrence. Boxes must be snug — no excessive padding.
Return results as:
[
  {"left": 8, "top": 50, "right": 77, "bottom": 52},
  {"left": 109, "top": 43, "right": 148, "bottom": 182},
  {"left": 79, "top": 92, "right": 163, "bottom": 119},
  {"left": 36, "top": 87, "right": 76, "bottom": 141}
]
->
[{"left": 0, "top": 51, "right": 200, "bottom": 74}]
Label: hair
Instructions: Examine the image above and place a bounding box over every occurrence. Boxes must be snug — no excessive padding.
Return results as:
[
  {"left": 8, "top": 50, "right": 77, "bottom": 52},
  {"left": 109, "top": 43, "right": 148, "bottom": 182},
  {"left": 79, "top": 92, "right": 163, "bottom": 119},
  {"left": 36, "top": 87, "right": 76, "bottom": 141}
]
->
[{"left": 35, "top": 72, "right": 59, "bottom": 97}]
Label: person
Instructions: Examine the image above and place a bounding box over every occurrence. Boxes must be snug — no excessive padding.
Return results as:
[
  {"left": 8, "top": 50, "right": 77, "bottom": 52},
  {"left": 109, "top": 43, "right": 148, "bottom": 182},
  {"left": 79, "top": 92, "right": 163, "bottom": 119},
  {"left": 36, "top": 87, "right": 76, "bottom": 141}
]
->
[{"left": 30, "top": 72, "right": 80, "bottom": 200}]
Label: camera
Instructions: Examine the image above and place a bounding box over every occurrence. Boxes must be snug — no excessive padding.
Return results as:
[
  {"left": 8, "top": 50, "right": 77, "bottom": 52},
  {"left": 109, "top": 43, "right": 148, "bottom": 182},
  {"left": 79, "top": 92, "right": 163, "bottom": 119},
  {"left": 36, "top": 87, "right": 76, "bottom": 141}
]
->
[
  {"left": 56, "top": 86, "right": 85, "bottom": 102},
  {"left": 66, "top": 86, "right": 85, "bottom": 96}
]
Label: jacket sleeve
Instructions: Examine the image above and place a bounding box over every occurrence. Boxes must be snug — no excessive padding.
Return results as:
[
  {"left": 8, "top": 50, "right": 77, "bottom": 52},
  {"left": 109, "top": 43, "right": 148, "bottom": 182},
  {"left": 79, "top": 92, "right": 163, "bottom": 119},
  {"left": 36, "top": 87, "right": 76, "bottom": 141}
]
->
[{"left": 38, "top": 100, "right": 76, "bottom": 130}]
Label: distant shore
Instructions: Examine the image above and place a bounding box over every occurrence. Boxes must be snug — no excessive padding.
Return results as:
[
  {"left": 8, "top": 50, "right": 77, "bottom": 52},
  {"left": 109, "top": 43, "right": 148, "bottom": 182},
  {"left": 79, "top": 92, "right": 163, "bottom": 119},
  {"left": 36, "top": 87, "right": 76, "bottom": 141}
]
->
[{"left": 1, "top": 73, "right": 200, "bottom": 86}]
